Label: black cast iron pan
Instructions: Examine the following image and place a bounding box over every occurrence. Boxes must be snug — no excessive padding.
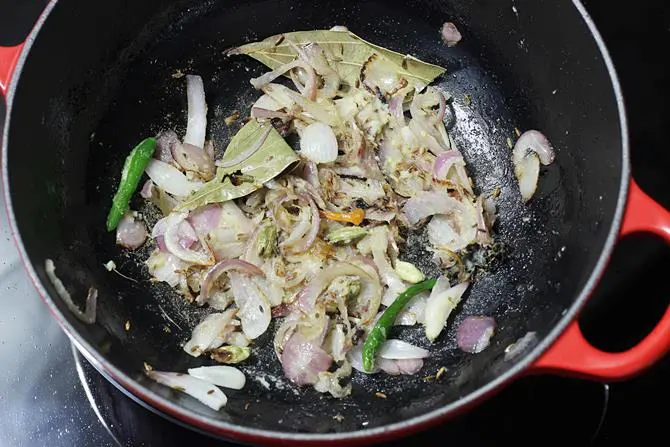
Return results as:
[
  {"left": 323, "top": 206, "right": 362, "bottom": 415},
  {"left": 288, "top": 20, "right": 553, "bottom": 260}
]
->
[{"left": 2, "top": 0, "right": 669, "bottom": 444}]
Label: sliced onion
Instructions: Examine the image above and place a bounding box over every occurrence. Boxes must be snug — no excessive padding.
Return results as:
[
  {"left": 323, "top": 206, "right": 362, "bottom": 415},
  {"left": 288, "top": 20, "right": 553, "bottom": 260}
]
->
[
  {"left": 164, "top": 216, "right": 215, "bottom": 265},
  {"left": 263, "top": 83, "right": 338, "bottom": 126},
  {"left": 378, "top": 358, "right": 424, "bottom": 375},
  {"left": 289, "top": 193, "right": 320, "bottom": 253},
  {"left": 432, "top": 149, "right": 472, "bottom": 194},
  {"left": 456, "top": 316, "right": 496, "bottom": 353},
  {"left": 378, "top": 339, "right": 430, "bottom": 359},
  {"left": 155, "top": 130, "right": 178, "bottom": 163},
  {"left": 424, "top": 282, "right": 470, "bottom": 342},
  {"left": 187, "top": 366, "right": 246, "bottom": 390},
  {"left": 204, "top": 140, "right": 215, "bottom": 160},
  {"left": 348, "top": 345, "right": 423, "bottom": 375},
  {"left": 298, "top": 43, "right": 340, "bottom": 100},
  {"left": 183, "top": 309, "right": 237, "bottom": 357},
  {"left": 229, "top": 272, "right": 271, "bottom": 339},
  {"left": 431, "top": 89, "right": 447, "bottom": 125},
  {"left": 252, "top": 94, "right": 282, "bottom": 111},
  {"left": 299, "top": 122, "right": 338, "bottom": 164},
  {"left": 145, "top": 371, "right": 227, "bottom": 411},
  {"left": 251, "top": 107, "right": 291, "bottom": 121},
  {"left": 145, "top": 159, "right": 200, "bottom": 197},
  {"left": 151, "top": 213, "right": 176, "bottom": 239},
  {"left": 176, "top": 220, "right": 198, "bottom": 249},
  {"left": 250, "top": 59, "right": 318, "bottom": 100},
  {"left": 441, "top": 22, "right": 462, "bottom": 47},
  {"left": 171, "top": 141, "right": 215, "bottom": 180},
  {"left": 279, "top": 202, "right": 312, "bottom": 249},
  {"left": 188, "top": 204, "right": 222, "bottom": 235},
  {"left": 389, "top": 95, "right": 406, "bottom": 127},
  {"left": 395, "top": 293, "right": 428, "bottom": 326},
  {"left": 287, "top": 176, "right": 325, "bottom": 209},
  {"left": 365, "top": 209, "right": 396, "bottom": 222},
  {"left": 505, "top": 331, "right": 538, "bottom": 361},
  {"left": 44, "top": 259, "right": 97, "bottom": 324},
  {"left": 116, "top": 213, "right": 147, "bottom": 250},
  {"left": 216, "top": 124, "right": 272, "bottom": 169},
  {"left": 273, "top": 308, "right": 329, "bottom": 359},
  {"left": 475, "top": 196, "right": 493, "bottom": 245},
  {"left": 514, "top": 130, "right": 555, "bottom": 165},
  {"left": 303, "top": 161, "right": 320, "bottom": 188},
  {"left": 432, "top": 150, "right": 463, "bottom": 180},
  {"left": 297, "top": 262, "right": 381, "bottom": 323},
  {"left": 513, "top": 130, "right": 555, "bottom": 203},
  {"left": 402, "top": 190, "right": 465, "bottom": 225},
  {"left": 281, "top": 332, "right": 333, "bottom": 386},
  {"left": 514, "top": 151, "right": 540, "bottom": 203},
  {"left": 427, "top": 209, "right": 478, "bottom": 252},
  {"left": 200, "top": 259, "right": 264, "bottom": 302},
  {"left": 146, "top": 251, "right": 187, "bottom": 287},
  {"left": 140, "top": 179, "right": 154, "bottom": 199},
  {"left": 184, "top": 75, "right": 207, "bottom": 149}
]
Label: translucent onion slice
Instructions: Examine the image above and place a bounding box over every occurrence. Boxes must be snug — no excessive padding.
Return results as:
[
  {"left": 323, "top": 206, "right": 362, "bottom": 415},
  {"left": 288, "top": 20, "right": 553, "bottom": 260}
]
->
[
  {"left": 145, "top": 370, "right": 227, "bottom": 411},
  {"left": 187, "top": 366, "right": 246, "bottom": 390}
]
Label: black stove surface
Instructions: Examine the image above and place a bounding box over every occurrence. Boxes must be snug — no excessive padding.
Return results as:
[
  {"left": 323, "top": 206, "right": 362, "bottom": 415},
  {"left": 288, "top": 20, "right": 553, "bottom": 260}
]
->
[{"left": 1, "top": 1, "right": 668, "bottom": 446}]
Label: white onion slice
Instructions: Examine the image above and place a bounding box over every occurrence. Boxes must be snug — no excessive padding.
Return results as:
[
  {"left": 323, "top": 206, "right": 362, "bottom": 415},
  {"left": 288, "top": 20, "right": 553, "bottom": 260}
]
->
[
  {"left": 427, "top": 212, "right": 478, "bottom": 252},
  {"left": 44, "top": 259, "right": 97, "bottom": 324},
  {"left": 164, "top": 216, "right": 215, "bottom": 265},
  {"left": 402, "top": 190, "right": 465, "bottom": 226},
  {"left": 187, "top": 366, "right": 246, "bottom": 390},
  {"left": 145, "top": 371, "right": 227, "bottom": 411},
  {"left": 199, "top": 259, "right": 264, "bottom": 302},
  {"left": 281, "top": 333, "right": 333, "bottom": 385},
  {"left": 145, "top": 159, "right": 200, "bottom": 197},
  {"left": 505, "top": 331, "right": 538, "bottom": 361},
  {"left": 299, "top": 122, "right": 338, "bottom": 164},
  {"left": 184, "top": 75, "right": 207, "bottom": 149},
  {"left": 188, "top": 204, "right": 222, "bottom": 235},
  {"left": 296, "top": 262, "right": 381, "bottom": 323},
  {"left": 252, "top": 94, "right": 282, "bottom": 111},
  {"left": 183, "top": 309, "right": 237, "bottom": 357},
  {"left": 229, "top": 272, "right": 271, "bottom": 339},
  {"left": 378, "top": 339, "right": 430, "bottom": 360},
  {"left": 378, "top": 358, "right": 424, "bottom": 375},
  {"left": 513, "top": 130, "right": 555, "bottom": 203},
  {"left": 424, "top": 282, "right": 470, "bottom": 342},
  {"left": 146, "top": 251, "right": 187, "bottom": 287}
]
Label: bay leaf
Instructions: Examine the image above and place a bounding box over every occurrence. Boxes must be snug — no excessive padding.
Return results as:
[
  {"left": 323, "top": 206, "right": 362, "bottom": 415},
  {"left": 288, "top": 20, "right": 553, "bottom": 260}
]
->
[
  {"left": 228, "top": 29, "right": 446, "bottom": 91},
  {"left": 175, "top": 119, "right": 299, "bottom": 211}
]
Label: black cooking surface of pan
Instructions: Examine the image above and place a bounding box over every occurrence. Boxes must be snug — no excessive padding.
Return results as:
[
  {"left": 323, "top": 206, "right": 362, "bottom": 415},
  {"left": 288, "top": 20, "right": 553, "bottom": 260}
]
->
[{"left": 5, "top": 0, "right": 624, "bottom": 436}]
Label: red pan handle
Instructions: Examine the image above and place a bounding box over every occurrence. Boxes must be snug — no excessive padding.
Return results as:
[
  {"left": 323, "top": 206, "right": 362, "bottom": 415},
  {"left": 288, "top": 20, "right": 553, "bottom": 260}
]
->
[
  {"left": 533, "top": 179, "right": 670, "bottom": 380},
  {"left": 0, "top": 43, "right": 24, "bottom": 97}
]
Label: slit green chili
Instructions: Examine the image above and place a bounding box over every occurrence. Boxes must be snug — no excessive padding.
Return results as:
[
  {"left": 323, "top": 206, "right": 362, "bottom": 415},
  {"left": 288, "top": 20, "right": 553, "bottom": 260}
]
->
[
  {"left": 106, "top": 137, "right": 157, "bottom": 231},
  {"left": 362, "top": 278, "right": 437, "bottom": 372}
]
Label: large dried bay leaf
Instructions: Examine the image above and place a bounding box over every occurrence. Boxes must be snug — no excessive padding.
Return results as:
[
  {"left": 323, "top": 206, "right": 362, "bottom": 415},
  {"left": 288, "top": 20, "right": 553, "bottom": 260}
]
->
[
  {"left": 228, "top": 29, "right": 446, "bottom": 91},
  {"left": 175, "top": 119, "right": 299, "bottom": 211}
]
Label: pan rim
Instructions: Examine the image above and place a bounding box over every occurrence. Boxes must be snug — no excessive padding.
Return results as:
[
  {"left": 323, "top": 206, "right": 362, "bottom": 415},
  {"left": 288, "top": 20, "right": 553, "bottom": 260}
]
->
[{"left": 1, "top": 0, "right": 630, "bottom": 443}]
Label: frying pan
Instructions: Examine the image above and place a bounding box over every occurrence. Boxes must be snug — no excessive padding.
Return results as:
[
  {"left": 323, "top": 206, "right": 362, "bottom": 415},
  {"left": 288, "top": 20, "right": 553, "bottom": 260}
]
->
[{"left": 2, "top": 0, "right": 670, "bottom": 444}]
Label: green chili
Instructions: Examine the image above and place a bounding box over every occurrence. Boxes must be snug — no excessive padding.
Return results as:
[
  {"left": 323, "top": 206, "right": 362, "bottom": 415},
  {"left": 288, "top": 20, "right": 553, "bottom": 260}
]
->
[
  {"left": 362, "top": 278, "right": 437, "bottom": 372},
  {"left": 106, "top": 137, "right": 157, "bottom": 231}
]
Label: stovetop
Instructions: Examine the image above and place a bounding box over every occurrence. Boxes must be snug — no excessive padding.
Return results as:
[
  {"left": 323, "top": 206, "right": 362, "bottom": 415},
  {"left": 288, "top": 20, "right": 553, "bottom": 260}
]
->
[{"left": 1, "top": 1, "right": 668, "bottom": 446}]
